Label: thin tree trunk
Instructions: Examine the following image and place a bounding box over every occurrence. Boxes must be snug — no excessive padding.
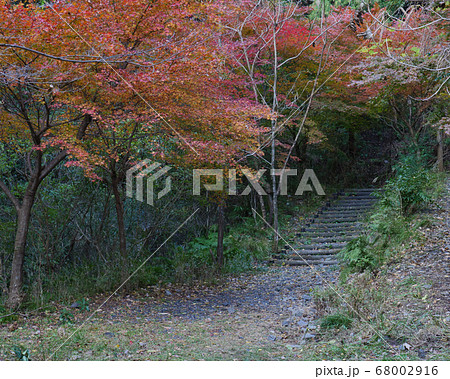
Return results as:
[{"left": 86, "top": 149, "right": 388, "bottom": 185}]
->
[
  {"left": 7, "top": 191, "right": 36, "bottom": 309},
  {"left": 437, "top": 128, "right": 444, "bottom": 172},
  {"left": 111, "top": 175, "right": 129, "bottom": 287},
  {"left": 216, "top": 202, "right": 225, "bottom": 268},
  {"left": 258, "top": 193, "right": 267, "bottom": 223},
  {"left": 0, "top": 253, "right": 6, "bottom": 297},
  {"left": 271, "top": 120, "right": 279, "bottom": 253},
  {"left": 271, "top": 17, "right": 279, "bottom": 254},
  {"left": 267, "top": 188, "right": 274, "bottom": 224},
  {"left": 250, "top": 191, "right": 257, "bottom": 221}
]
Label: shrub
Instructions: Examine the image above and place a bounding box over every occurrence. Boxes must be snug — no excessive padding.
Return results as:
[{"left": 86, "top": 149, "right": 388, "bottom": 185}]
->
[
  {"left": 173, "top": 218, "right": 270, "bottom": 281},
  {"left": 223, "top": 219, "right": 270, "bottom": 273},
  {"left": 172, "top": 233, "right": 218, "bottom": 282},
  {"left": 338, "top": 236, "right": 382, "bottom": 273},
  {"left": 340, "top": 153, "right": 442, "bottom": 274},
  {"left": 384, "top": 154, "right": 435, "bottom": 215}
]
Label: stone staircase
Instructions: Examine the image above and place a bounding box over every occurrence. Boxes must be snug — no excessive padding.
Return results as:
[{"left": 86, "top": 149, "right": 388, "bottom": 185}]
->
[{"left": 272, "top": 188, "right": 381, "bottom": 266}]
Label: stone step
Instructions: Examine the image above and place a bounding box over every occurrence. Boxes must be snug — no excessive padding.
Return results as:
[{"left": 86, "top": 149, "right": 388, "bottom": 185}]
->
[
  {"left": 319, "top": 211, "right": 368, "bottom": 216},
  {"left": 286, "top": 249, "right": 341, "bottom": 256},
  {"left": 314, "top": 208, "right": 366, "bottom": 218},
  {"left": 301, "top": 230, "right": 360, "bottom": 236},
  {"left": 336, "top": 196, "right": 378, "bottom": 200},
  {"left": 283, "top": 248, "right": 342, "bottom": 255},
  {"left": 311, "top": 217, "right": 362, "bottom": 226},
  {"left": 306, "top": 220, "right": 362, "bottom": 226},
  {"left": 338, "top": 195, "right": 377, "bottom": 200},
  {"left": 304, "top": 224, "right": 362, "bottom": 231},
  {"left": 288, "top": 254, "right": 339, "bottom": 260},
  {"left": 341, "top": 188, "right": 382, "bottom": 193},
  {"left": 320, "top": 210, "right": 371, "bottom": 215},
  {"left": 329, "top": 207, "right": 373, "bottom": 212},
  {"left": 294, "top": 242, "right": 347, "bottom": 250},
  {"left": 312, "top": 220, "right": 361, "bottom": 226},
  {"left": 342, "top": 189, "right": 381, "bottom": 192},
  {"left": 333, "top": 201, "right": 376, "bottom": 206},
  {"left": 272, "top": 259, "right": 339, "bottom": 266},
  {"left": 316, "top": 214, "right": 367, "bottom": 220},
  {"left": 304, "top": 227, "right": 359, "bottom": 233},
  {"left": 302, "top": 232, "right": 358, "bottom": 239},
  {"left": 309, "top": 218, "right": 362, "bottom": 224},
  {"left": 340, "top": 190, "right": 379, "bottom": 194},
  {"left": 326, "top": 205, "right": 374, "bottom": 210},
  {"left": 320, "top": 212, "right": 370, "bottom": 218},
  {"left": 315, "top": 214, "right": 364, "bottom": 219},
  {"left": 340, "top": 195, "right": 378, "bottom": 197},
  {"left": 300, "top": 231, "right": 359, "bottom": 238},
  {"left": 323, "top": 205, "right": 373, "bottom": 211},
  {"left": 303, "top": 229, "right": 360, "bottom": 236},
  {"left": 300, "top": 236, "right": 356, "bottom": 243},
  {"left": 325, "top": 199, "right": 375, "bottom": 204},
  {"left": 337, "top": 195, "right": 378, "bottom": 199}
]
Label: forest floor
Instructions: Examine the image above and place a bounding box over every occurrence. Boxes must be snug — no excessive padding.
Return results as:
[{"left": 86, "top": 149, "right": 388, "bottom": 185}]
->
[{"left": 0, "top": 181, "right": 449, "bottom": 361}]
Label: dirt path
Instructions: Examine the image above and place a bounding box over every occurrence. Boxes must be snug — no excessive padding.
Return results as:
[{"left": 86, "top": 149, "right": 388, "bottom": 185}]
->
[{"left": 97, "top": 264, "right": 338, "bottom": 330}]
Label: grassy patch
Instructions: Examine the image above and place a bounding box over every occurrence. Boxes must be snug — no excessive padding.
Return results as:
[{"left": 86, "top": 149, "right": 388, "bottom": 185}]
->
[
  {"left": 308, "top": 267, "right": 449, "bottom": 360},
  {"left": 320, "top": 313, "right": 353, "bottom": 330},
  {"left": 0, "top": 311, "right": 302, "bottom": 361}
]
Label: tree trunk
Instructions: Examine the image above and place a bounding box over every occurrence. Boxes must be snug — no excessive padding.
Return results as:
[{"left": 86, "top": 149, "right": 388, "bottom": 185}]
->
[
  {"left": 216, "top": 202, "right": 225, "bottom": 268},
  {"left": 437, "top": 128, "right": 444, "bottom": 172},
  {"left": 267, "top": 188, "right": 274, "bottom": 224},
  {"left": 258, "top": 193, "right": 267, "bottom": 223},
  {"left": 4, "top": 115, "right": 91, "bottom": 309},
  {"left": 250, "top": 191, "right": 257, "bottom": 221},
  {"left": 271, "top": 121, "right": 279, "bottom": 253},
  {"left": 271, "top": 20, "right": 279, "bottom": 254},
  {"left": 0, "top": 253, "right": 6, "bottom": 297},
  {"left": 7, "top": 193, "right": 35, "bottom": 309},
  {"left": 111, "top": 175, "right": 129, "bottom": 287}
]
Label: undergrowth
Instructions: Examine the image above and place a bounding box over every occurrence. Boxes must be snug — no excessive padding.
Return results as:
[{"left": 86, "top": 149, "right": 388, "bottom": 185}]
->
[
  {"left": 173, "top": 217, "right": 270, "bottom": 283},
  {"left": 339, "top": 154, "right": 445, "bottom": 276},
  {"left": 311, "top": 155, "right": 448, "bottom": 360}
]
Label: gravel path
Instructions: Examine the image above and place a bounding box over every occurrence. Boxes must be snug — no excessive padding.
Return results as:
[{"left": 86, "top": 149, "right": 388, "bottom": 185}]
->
[
  {"left": 157, "top": 266, "right": 338, "bottom": 318},
  {"left": 99, "top": 265, "right": 339, "bottom": 325}
]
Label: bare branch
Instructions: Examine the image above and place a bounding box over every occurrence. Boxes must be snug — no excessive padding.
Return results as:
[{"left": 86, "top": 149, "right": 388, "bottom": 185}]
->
[
  {"left": 0, "top": 44, "right": 137, "bottom": 64},
  {"left": 0, "top": 179, "right": 20, "bottom": 211},
  {"left": 413, "top": 74, "right": 450, "bottom": 101}
]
